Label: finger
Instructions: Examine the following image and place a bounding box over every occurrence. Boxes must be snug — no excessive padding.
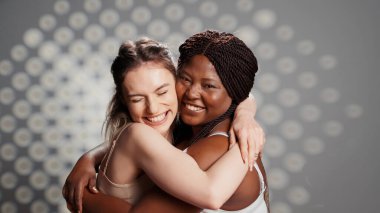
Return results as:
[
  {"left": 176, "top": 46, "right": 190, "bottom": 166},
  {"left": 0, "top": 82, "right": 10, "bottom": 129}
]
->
[
  {"left": 259, "top": 130, "right": 266, "bottom": 157},
  {"left": 260, "top": 129, "right": 266, "bottom": 153},
  {"left": 88, "top": 176, "right": 99, "bottom": 194},
  {"left": 238, "top": 129, "right": 248, "bottom": 164},
  {"left": 66, "top": 202, "right": 75, "bottom": 212},
  {"left": 255, "top": 121, "right": 265, "bottom": 153},
  {"left": 67, "top": 182, "right": 77, "bottom": 212},
  {"left": 62, "top": 184, "right": 67, "bottom": 200},
  {"left": 228, "top": 129, "right": 236, "bottom": 149},
  {"left": 74, "top": 185, "right": 83, "bottom": 213},
  {"left": 255, "top": 128, "right": 263, "bottom": 157},
  {"left": 247, "top": 130, "right": 256, "bottom": 172},
  {"left": 62, "top": 181, "right": 72, "bottom": 201}
]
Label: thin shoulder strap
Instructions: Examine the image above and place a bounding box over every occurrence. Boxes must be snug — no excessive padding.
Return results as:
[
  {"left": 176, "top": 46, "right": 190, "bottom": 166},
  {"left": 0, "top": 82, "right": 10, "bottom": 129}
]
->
[
  {"left": 208, "top": 131, "right": 229, "bottom": 138},
  {"left": 102, "top": 124, "right": 130, "bottom": 173},
  {"left": 253, "top": 163, "right": 266, "bottom": 194}
]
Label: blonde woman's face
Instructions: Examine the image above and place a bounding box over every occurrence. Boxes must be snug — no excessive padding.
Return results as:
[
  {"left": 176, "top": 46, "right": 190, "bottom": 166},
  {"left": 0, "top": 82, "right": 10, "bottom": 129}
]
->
[{"left": 123, "top": 62, "right": 178, "bottom": 138}]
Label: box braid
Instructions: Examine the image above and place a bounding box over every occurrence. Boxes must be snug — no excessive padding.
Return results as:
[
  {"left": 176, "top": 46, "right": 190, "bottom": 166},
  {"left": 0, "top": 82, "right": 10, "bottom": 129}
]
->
[{"left": 177, "top": 30, "right": 258, "bottom": 144}]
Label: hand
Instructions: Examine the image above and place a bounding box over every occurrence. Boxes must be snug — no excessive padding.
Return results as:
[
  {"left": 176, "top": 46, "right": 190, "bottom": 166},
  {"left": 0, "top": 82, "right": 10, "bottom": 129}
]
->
[
  {"left": 229, "top": 116, "right": 265, "bottom": 171},
  {"left": 230, "top": 95, "right": 265, "bottom": 171},
  {"left": 62, "top": 154, "right": 99, "bottom": 213}
]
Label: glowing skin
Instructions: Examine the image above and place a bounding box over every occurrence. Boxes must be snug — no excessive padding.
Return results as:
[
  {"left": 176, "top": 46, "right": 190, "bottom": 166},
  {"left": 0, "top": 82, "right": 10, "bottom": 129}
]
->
[
  {"left": 176, "top": 54, "right": 232, "bottom": 133},
  {"left": 123, "top": 61, "right": 178, "bottom": 140}
]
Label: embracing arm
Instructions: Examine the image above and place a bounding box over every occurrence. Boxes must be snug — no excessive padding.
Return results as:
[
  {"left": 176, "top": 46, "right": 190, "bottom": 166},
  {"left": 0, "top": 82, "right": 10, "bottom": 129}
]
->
[
  {"left": 82, "top": 186, "right": 200, "bottom": 213},
  {"left": 231, "top": 94, "right": 266, "bottom": 170},
  {"left": 82, "top": 187, "right": 131, "bottom": 213},
  {"left": 63, "top": 142, "right": 109, "bottom": 213},
  {"left": 131, "top": 187, "right": 200, "bottom": 213},
  {"left": 125, "top": 124, "right": 248, "bottom": 209}
]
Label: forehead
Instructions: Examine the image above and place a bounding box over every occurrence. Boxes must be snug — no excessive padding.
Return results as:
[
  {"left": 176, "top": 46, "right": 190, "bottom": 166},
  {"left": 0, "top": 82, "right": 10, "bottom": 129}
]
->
[
  {"left": 182, "top": 55, "right": 219, "bottom": 78},
  {"left": 123, "top": 62, "right": 174, "bottom": 94}
]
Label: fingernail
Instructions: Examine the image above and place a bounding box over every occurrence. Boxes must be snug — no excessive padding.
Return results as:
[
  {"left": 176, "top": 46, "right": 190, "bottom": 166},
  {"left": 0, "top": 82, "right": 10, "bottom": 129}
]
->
[
  {"left": 244, "top": 157, "right": 248, "bottom": 164},
  {"left": 249, "top": 163, "right": 253, "bottom": 172},
  {"left": 92, "top": 186, "right": 98, "bottom": 192}
]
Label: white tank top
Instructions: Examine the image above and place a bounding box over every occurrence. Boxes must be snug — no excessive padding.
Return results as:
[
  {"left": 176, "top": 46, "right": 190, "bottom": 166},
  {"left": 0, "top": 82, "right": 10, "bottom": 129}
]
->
[{"left": 200, "top": 131, "right": 269, "bottom": 213}]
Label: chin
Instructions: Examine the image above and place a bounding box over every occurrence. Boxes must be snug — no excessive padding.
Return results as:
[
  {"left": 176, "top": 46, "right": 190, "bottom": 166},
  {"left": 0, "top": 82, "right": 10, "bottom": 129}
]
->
[{"left": 181, "top": 116, "right": 201, "bottom": 126}]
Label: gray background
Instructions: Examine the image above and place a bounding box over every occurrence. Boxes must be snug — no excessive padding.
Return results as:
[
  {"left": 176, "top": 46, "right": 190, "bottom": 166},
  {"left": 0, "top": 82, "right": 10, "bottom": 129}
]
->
[{"left": 0, "top": 0, "right": 378, "bottom": 212}]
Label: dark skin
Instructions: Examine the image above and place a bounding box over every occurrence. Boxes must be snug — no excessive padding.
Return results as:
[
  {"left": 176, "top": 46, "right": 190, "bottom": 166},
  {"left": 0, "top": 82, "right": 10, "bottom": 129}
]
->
[{"left": 81, "top": 54, "right": 266, "bottom": 212}]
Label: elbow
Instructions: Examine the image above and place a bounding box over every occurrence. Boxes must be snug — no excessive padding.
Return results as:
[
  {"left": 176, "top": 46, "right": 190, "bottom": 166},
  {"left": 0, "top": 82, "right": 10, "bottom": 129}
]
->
[
  {"left": 205, "top": 203, "right": 222, "bottom": 211},
  {"left": 203, "top": 186, "right": 225, "bottom": 210}
]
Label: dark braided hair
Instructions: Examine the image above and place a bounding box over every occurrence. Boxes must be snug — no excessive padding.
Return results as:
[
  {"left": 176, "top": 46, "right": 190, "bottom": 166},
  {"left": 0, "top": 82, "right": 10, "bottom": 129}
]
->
[
  {"left": 104, "top": 38, "right": 176, "bottom": 143},
  {"left": 177, "top": 30, "right": 258, "bottom": 144}
]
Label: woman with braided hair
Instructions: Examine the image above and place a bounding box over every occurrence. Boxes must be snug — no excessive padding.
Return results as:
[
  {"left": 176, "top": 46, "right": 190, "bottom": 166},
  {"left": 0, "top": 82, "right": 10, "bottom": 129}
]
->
[
  {"left": 63, "top": 31, "right": 268, "bottom": 213},
  {"left": 173, "top": 30, "right": 269, "bottom": 212}
]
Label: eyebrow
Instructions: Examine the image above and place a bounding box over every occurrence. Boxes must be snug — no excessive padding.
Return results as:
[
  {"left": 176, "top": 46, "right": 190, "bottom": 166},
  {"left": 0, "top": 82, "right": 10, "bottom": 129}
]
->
[
  {"left": 180, "top": 70, "right": 219, "bottom": 82},
  {"left": 127, "top": 83, "right": 170, "bottom": 97}
]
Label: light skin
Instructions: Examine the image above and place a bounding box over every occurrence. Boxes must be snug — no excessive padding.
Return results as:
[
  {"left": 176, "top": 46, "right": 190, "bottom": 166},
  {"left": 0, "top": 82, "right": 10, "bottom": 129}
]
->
[
  {"left": 123, "top": 62, "right": 178, "bottom": 140},
  {"left": 63, "top": 62, "right": 265, "bottom": 212}
]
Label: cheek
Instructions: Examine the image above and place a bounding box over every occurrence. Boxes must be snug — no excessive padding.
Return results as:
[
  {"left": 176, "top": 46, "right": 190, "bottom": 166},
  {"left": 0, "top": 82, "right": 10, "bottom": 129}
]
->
[
  {"left": 127, "top": 104, "right": 142, "bottom": 121},
  {"left": 168, "top": 89, "right": 178, "bottom": 106},
  {"left": 207, "top": 92, "right": 232, "bottom": 109},
  {"left": 175, "top": 82, "right": 185, "bottom": 102}
]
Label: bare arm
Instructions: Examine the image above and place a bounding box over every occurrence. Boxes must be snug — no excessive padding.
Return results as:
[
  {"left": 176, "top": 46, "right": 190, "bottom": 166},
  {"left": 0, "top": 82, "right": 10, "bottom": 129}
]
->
[
  {"left": 124, "top": 123, "right": 248, "bottom": 209},
  {"left": 63, "top": 142, "right": 109, "bottom": 213},
  {"left": 81, "top": 186, "right": 200, "bottom": 213},
  {"left": 82, "top": 187, "right": 131, "bottom": 213},
  {"left": 230, "top": 94, "right": 266, "bottom": 170},
  {"left": 131, "top": 187, "right": 200, "bottom": 213}
]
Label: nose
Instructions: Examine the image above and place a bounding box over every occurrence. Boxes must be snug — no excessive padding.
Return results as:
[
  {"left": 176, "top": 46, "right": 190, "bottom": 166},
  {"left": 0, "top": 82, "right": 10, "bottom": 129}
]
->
[
  {"left": 146, "top": 96, "right": 159, "bottom": 115},
  {"left": 186, "top": 84, "right": 201, "bottom": 100},
  {"left": 185, "top": 84, "right": 201, "bottom": 100}
]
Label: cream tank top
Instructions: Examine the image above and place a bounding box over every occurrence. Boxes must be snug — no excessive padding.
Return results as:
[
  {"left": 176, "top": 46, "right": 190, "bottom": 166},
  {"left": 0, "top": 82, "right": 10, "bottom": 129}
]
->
[
  {"left": 96, "top": 124, "right": 154, "bottom": 204},
  {"left": 198, "top": 132, "right": 269, "bottom": 213}
]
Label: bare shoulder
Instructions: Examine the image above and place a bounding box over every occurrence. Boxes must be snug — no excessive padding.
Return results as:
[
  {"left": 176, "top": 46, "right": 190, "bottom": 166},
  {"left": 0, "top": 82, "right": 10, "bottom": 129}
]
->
[
  {"left": 116, "top": 123, "right": 159, "bottom": 151},
  {"left": 120, "top": 123, "right": 158, "bottom": 140},
  {"left": 186, "top": 135, "right": 229, "bottom": 170}
]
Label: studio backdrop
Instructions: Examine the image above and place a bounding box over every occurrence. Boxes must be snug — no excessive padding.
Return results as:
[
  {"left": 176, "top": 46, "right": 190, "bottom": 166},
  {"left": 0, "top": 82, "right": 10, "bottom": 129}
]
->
[{"left": 0, "top": 0, "right": 377, "bottom": 212}]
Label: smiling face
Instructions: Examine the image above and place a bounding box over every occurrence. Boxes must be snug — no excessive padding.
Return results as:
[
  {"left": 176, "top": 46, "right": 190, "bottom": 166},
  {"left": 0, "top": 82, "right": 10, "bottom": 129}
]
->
[
  {"left": 176, "top": 54, "right": 232, "bottom": 129},
  {"left": 123, "top": 61, "right": 178, "bottom": 138}
]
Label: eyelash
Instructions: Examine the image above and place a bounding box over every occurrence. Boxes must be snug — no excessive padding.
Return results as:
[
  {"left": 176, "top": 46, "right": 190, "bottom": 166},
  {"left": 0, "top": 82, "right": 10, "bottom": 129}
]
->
[
  {"left": 131, "top": 98, "right": 143, "bottom": 103},
  {"left": 179, "top": 75, "right": 191, "bottom": 82},
  {"left": 179, "top": 75, "right": 217, "bottom": 89},
  {"left": 158, "top": 90, "right": 168, "bottom": 95},
  {"left": 130, "top": 90, "right": 167, "bottom": 103},
  {"left": 204, "top": 84, "right": 216, "bottom": 89}
]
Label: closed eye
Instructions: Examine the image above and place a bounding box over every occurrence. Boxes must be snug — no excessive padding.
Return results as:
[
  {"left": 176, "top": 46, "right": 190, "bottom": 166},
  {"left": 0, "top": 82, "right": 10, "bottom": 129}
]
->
[
  {"left": 130, "top": 98, "right": 143, "bottom": 103},
  {"left": 158, "top": 90, "right": 168, "bottom": 95}
]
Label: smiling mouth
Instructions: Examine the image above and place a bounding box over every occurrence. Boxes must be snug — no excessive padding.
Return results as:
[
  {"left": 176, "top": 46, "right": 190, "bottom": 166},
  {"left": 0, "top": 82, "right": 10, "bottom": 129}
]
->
[
  {"left": 184, "top": 103, "right": 205, "bottom": 112},
  {"left": 145, "top": 112, "right": 168, "bottom": 124}
]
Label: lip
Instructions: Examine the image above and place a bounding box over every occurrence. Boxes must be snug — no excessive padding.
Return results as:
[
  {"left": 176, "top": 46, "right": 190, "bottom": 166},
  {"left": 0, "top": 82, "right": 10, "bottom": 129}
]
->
[
  {"left": 143, "top": 111, "right": 169, "bottom": 127},
  {"left": 181, "top": 102, "right": 206, "bottom": 113}
]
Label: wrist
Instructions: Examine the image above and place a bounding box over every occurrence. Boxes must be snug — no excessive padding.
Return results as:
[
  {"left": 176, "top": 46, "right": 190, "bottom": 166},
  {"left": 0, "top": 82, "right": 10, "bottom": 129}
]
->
[{"left": 234, "top": 107, "right": 255, "bottom": 119}]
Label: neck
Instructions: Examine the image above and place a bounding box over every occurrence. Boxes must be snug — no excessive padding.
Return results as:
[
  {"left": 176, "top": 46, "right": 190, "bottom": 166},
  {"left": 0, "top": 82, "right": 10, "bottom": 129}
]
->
[
  {"left": 191, "top": 125, "right": 203, "bottom": 136},
  {"left": 191, "top": 117, "right": 232, "bottom": 139},
  {"left": 162, "top": 124, "right": 175, "bottom": 144}
]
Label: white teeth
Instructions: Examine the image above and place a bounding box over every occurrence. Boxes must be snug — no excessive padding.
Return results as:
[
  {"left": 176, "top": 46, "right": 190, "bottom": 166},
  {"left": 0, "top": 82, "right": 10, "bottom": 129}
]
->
[
  {"left": 185, "top": 104, "right": 204, "bottom": 112},
  {"left": 146, "top": 113, "right": 165, "bottom": 123}
]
